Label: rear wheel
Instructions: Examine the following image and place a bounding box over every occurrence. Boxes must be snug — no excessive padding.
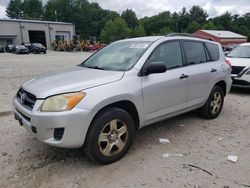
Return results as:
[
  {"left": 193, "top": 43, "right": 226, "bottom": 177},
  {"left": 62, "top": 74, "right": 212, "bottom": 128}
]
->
[
  {"left": 200, "top": 86, "right": 224, "bottom": 119},
  {"left": 84, "top": 108, "right": 135, "bottom": 164}
]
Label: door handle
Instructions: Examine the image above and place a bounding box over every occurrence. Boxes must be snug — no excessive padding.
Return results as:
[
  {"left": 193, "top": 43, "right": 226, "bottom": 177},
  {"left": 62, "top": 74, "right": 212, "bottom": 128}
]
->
[
  {"left": 180, "top": 74, "right": 189, "bottom": 79},
  {"left": 211, "top": 68, "right": 217, "bottom": 72}
]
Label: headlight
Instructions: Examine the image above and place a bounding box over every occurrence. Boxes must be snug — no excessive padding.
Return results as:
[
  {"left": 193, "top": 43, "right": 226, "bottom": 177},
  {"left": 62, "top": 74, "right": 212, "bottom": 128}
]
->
[{"left": 41, "top": 92, "right": 86, "bottom": 112}]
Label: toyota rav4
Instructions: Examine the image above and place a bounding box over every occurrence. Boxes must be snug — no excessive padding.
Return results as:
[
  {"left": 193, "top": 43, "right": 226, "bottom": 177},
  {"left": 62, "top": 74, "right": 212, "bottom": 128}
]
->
[{"left": 13, "top": 35, "right": 232, "bottom": 164}]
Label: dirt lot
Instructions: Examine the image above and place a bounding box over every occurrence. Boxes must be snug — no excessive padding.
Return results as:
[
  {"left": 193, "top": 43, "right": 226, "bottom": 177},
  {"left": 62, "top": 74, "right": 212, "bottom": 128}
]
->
[{"left": 0, "top": 51, "right": 249, "bottom": 188}]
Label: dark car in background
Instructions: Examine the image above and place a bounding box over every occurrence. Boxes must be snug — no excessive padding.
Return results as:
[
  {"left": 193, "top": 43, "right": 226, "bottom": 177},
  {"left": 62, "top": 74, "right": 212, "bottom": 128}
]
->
[
  {"left": 30, "top": 43, "right": 46, "bottom": 54},
  {"left": 24, "top": 43, "right": 32, "bottom": 51},
  {"left": 5, "top": 44, "right": 15, "bottom": 53},
  {"left": 0, "top": 45, "right": 4, "bottom": 53},
  {"left": 15, "top": 45, "right": 30, "bottom": 54}
]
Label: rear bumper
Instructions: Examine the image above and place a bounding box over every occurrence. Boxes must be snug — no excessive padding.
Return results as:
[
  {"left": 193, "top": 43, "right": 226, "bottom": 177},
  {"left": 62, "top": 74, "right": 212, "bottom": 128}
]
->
[{"left": 13, "top": 98, "right": 92, "bottom": 148}]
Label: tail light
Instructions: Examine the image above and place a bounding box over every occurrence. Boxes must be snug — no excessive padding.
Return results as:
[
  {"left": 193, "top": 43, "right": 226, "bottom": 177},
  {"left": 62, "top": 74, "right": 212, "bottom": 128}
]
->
[{"left": 225, "top": 59, "right": 232, "bottom": 67}]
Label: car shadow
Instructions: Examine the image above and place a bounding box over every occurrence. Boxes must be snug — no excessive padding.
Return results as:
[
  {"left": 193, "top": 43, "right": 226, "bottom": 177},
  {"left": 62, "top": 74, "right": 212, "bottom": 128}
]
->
[
  {"left": 19, "top": 110, "right": 200, "bottom": 169},
  {"left": 230, "top": 86, "right": 250, "bottom": 95}
]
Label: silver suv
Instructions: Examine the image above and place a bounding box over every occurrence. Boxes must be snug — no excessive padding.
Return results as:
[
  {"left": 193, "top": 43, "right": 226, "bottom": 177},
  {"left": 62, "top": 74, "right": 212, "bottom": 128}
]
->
[{"left": 13, "top": 35, "right": 232, "bottom": 164}]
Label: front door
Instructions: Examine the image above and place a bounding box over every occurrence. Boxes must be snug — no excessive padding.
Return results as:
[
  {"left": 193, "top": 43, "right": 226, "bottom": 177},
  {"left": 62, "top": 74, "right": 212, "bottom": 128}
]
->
[{"left": 142, "top": 41, "right": 189, "bottom": 123}]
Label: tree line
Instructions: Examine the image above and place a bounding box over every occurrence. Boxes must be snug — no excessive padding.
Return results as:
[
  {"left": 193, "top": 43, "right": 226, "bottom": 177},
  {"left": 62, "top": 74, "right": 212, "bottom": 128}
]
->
[{"left": 6, "top": 0, "right": 250, "bottom": 42}]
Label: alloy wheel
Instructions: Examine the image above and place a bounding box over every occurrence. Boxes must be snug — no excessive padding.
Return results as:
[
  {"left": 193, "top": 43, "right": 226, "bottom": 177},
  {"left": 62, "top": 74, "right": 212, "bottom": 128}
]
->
[
  {"left": 210, "top": 91, "right": 222, "bottom": 114},
  {"left": 98, "top": 119, "right": 128, "bottom": 156}
]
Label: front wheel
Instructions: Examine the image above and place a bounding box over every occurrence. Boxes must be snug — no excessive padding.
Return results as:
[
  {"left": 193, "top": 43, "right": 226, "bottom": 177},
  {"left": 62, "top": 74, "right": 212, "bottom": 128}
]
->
[
  {"left": 200, "top": 86, "right": 224, "bottom": 119},
  {"left": 84, "top": 108, "right": 135, "bottom": 164}
]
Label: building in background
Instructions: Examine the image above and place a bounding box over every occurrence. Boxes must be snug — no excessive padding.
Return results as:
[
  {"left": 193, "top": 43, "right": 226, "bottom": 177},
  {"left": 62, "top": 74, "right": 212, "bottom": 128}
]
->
[
  {"left": 193, "top": 30, "right": 247, "bottom": 45},
  {"left": 0, "top": 19, "right": 75, "bottom": 49}
]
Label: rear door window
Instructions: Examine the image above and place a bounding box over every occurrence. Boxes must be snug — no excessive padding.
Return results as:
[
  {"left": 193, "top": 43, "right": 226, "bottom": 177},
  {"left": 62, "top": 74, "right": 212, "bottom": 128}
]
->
[
  {"left": 205, "top": 42, "right": 220, "bottom": 61},
  {"left": 183, "top": 41, "right": 206, "bottom": 65}
]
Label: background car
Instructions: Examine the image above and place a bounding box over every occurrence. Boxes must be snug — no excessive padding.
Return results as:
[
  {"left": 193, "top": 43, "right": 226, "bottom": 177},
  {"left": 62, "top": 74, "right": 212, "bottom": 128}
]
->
[
  {"left": 14, "top": 45, "right": 30, "bottom": 54},
  {"left": 5, "top": 44, "right": 15, "bottom": 53},
  {"left": 226, "top": 43, "right": 250, "bottom": 88},
  {"left": 24, "top": 43, "right": 32, "bottom": 51},
  {"left": 30, "top": 43, "right": 46, "bottom": 54},
  {"left": 0, "top": 45, "right": 4, "bottom": 53}
]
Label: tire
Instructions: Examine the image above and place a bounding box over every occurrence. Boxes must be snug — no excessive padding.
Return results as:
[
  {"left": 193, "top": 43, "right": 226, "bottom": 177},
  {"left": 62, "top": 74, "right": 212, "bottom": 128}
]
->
[
  {"left": 84, "top": 107, "right": 136, "bottom": 164},
  {"left": 44, "top": 51, "right": 46, "bottom": 54},
  {"left": 200, "top": 86, "right": 224, "bottom": 119}
]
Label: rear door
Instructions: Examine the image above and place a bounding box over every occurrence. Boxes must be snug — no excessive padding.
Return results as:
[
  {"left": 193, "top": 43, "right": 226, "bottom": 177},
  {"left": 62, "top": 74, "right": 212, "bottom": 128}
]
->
[{"left": 182, "top": 40, "right": 221, "bottom": 107}]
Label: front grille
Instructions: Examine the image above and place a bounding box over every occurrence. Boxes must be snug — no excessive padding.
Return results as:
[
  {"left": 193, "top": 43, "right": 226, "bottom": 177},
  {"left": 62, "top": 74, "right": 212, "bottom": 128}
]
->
[
  {"left": 231, "top": 66, "right": 245, "bottom": 75},
  {"left": 16, "top": 88, "right": 36, "bottom": 110}
]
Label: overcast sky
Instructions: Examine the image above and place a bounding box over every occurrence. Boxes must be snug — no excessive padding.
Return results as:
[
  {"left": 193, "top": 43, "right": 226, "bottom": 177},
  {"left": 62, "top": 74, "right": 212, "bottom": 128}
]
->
[{"left": 0, "top": 0, "right": 250, "bottom": 19}]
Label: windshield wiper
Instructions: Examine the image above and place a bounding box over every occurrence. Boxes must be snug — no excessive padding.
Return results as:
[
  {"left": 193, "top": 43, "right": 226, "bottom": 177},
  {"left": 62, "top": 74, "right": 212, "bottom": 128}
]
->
[{"left": 82, "top": 64, "right": 107, "bottom": 70}]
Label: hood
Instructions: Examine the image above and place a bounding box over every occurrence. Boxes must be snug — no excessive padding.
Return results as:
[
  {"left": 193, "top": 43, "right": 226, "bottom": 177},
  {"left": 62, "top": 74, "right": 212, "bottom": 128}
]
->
[
  {"left": 227, "top": 57, "right": 250, "bottom": 67},
  {"left": 22, "top": 66, "right": 124, "bottom": 98}
]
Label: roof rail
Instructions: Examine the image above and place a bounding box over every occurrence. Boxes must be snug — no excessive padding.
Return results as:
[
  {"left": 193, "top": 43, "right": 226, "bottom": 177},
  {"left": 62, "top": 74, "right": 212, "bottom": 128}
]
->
[{"left": 166, "top": 33, "right": 214, "bottom": 41}]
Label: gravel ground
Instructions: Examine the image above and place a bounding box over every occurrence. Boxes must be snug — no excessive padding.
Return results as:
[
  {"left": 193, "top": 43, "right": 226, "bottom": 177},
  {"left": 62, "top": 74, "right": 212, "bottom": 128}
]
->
[{"left": 0, "top": 51, "right": 249, "bottom": 188}]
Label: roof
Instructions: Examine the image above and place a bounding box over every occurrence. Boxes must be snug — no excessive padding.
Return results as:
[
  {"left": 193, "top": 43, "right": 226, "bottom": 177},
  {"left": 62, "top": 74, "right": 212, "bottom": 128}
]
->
[
  {"left": 0, "top": 18, "right": 74, "bottom": 26},
  {"left": 120, "top": 35, "right": 218, "bottom": 43},
  {"left": 200, "top": 30, "right": 247, "bottom": 39},
  {"left": 0, "top": 35, "right": 17, "bottom": 39},
  {"left": 121, "top": 36, "right": 165, "bottom": 42}
]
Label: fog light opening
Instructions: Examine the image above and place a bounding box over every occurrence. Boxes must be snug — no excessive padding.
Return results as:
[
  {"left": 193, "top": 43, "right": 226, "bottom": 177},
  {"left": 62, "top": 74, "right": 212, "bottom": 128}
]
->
[{"left": 54, "top": 128, "right": 65, "bottom": 140}]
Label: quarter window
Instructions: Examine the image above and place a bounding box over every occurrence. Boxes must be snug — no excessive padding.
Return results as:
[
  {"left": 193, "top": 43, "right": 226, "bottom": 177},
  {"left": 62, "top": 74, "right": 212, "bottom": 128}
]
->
[
  {"left": 149, "top": 41, "right": 183, "bottom": 69},
  {"left": 183, "top": 41, "right": 206, "bottom": 65},
  {"left": 205, "top": 42, "right": 220, "bottom": 61}
]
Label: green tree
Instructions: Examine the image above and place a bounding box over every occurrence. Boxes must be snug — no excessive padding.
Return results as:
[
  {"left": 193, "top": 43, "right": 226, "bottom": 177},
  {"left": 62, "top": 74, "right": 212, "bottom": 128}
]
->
[
  {"left": 22, "top": 0, "right": 43, "bottom": 19},
  {"left": 140, "top": 11, "right": 172, "bottom": 35},
  {"left": 158, "top": 26, "right": 173, "bottom": 35},
  {"left": 121, "top": 9, "right": 139, "bottom": 29},
  {"left": 6, "top": 0, "right": 23, "bottom": 19},
  {"left": 213, "top": 12, "right": 232, "bottom": 30},
  {"left": 44, "top": 0, "right": 119, "bottom": 39},
  {"left": 189, "top": 6, "right": 208, "bottom": 25},
  {"left": 178, "top": 7, "right": 190, "bottom": 32},
  {"left": 100, "top": 18, "right": 130, "bottom": 42},
  {"left": 186, "top": 21, "right": 201, "bottom": 33},
  {"left": 131, "top": 24, "right": 145, "bottom": 37},
  {"left": 203, "top": 21, "right": 217, "bottom": 30}
]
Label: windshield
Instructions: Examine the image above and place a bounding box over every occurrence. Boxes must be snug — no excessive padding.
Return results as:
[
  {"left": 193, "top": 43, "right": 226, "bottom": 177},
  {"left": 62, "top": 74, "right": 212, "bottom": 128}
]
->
[
  {"left": 227, "top": 46, "right": 250, "bottom": 58},
  {"left": 80, "top": 41, "right": 152, "bottom": 71}
]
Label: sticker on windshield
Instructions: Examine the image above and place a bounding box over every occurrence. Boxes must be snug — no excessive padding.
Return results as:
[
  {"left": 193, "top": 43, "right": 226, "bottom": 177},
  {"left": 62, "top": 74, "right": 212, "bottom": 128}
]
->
[{"left": 130, "top": 44, "right": 149, "bottom": 49}]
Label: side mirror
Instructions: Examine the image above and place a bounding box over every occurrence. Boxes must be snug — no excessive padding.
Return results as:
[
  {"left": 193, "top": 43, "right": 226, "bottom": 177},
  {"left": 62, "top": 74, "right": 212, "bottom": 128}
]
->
[{"left": 144, "top": 62, "right": 167, "bottom": 75}]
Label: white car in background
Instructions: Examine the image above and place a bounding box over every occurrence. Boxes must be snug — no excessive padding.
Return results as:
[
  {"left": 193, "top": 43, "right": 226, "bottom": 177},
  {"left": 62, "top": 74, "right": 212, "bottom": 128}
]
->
[{"left": 226, "top": 43, "right": 250, "bottom": 88}]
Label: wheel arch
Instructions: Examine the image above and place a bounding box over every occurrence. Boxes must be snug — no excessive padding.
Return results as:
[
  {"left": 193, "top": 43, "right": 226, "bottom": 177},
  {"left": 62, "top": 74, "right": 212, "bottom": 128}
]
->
[
  {"left": 90, "top": 100, "right": 140, "bottom": 130},
  {"left": 214, "top": 80, "right": 227, "bottom": 96}
]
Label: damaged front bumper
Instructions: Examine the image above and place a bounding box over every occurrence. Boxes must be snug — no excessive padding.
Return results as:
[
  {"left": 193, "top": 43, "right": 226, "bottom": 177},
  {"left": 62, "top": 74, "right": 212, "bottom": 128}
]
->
[{"left": 231, "top": 66, "right": 250, "bottom": 87}]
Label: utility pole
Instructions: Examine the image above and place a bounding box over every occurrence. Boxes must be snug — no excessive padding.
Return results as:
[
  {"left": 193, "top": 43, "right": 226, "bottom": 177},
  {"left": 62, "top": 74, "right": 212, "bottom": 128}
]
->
[{"left": 55, "top": 10, "right": 57, "bottom": 22}]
